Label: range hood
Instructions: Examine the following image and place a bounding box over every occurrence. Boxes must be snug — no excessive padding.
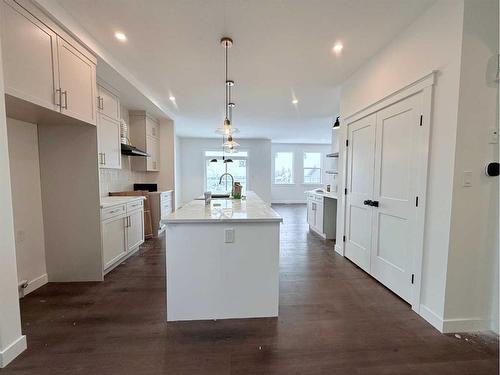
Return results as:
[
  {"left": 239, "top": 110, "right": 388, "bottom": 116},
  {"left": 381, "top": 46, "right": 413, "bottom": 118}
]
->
[{"left": 121, "top": 144, "right": 149, "bottom": 157}]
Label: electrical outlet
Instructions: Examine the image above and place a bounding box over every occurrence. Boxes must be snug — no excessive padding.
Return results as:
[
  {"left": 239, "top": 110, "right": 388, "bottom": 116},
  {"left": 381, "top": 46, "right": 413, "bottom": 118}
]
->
[{"left": 224, "top": 228, "right": 234, "bottom": 243}]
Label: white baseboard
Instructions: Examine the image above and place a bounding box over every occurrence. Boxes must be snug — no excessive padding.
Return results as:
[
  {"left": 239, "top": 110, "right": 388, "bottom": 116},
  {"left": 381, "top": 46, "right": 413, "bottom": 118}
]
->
[
  {"left": 20, "top": 273, "right": 48, "bottom": 297},
  {"left": 271, "top": 200, "right": 306, "bottom": 204},
  {"left": 334, "top": 243, "right": 343, "bottom": 256},
  {"left": 419, "top": 304, "right": 444, "bottom": 332},
  {"left": 419, "top": 305, "right": 490, "bottom": 333},
  {"left": 0, "top": 335, "right": 26, "bottom": 368},
  {"left": 442, "top": 317, "right": 490, "bottom": 333}
]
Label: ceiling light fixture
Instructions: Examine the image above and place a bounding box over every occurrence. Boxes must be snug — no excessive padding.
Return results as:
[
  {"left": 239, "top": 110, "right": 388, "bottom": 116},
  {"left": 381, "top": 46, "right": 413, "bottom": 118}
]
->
[
  {"left": 333, "top": 42, "right": 343, "bottom": 54},
  {"left": 292, "top": 99, "right": 298, "bottom": 104},
  {"left": 114, "top": 31, "right": 127, "bottom": 42},
  {"left": 169, "top": 95, "right": 176, "bottom": 101}
]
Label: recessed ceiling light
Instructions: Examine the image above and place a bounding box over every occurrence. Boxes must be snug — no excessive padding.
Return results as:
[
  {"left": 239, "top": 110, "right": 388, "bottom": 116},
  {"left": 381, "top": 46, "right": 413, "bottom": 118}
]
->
[
  {"left": 292, "top": 99, "right": 298, "bottom": 104},
  {"left": 114, "top": 32, "right": 127, "bottom": 42},
  {"left": 169, "top": 95, "right": 176, "bottom": 101},
  {"left": 333, "top": 43, "right": 343, "bottom": 54}
]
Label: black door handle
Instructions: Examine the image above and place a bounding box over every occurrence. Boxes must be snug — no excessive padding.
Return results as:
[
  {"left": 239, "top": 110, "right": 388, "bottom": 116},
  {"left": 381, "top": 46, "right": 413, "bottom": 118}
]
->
[
  {"left": 363, "top": 200, "right": 372, "bottom": 206},
  {"left": 371, "top": 200, "right": 379, "bottom": 207}
]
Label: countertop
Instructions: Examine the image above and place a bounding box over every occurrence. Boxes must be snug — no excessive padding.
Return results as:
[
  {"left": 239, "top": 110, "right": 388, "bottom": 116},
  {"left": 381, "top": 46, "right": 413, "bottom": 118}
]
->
[
  {"left": 306, "top": 189, "right": 338, "bottom": 200},
  {"left": 164, "top": 191, "right": 283, "bottom": 224},
  {"left": 100, "top": 196, "right": 145, "bottom": 209}
]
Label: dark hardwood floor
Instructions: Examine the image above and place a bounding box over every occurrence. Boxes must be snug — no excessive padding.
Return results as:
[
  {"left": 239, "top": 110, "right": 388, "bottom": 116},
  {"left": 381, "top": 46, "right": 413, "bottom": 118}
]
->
[{"left": 2, "top": 204, "right": 498, "bottom": 374}]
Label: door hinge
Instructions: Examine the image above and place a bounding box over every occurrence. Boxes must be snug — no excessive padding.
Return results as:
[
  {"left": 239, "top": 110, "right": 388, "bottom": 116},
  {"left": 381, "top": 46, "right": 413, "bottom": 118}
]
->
[
  {"left": 346, "top": 139, "right": 349, "bottom": 147},
  {"left": 419, "top": 115, "right": 423, "bottom": 126},
  {"left": 411, "top": 274, "right": 415, "bottom": 284},
  {"left": 415, "top": 196, "right": 419, "bottom": 207},
  {"left": 343, "top": 235, "right": 346, "bottom": 242}
]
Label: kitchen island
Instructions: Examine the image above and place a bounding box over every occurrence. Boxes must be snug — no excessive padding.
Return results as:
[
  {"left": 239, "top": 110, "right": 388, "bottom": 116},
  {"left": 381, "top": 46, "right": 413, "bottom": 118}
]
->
[{"left": 164, "top": 192, "right": 282, "bottom": 321}]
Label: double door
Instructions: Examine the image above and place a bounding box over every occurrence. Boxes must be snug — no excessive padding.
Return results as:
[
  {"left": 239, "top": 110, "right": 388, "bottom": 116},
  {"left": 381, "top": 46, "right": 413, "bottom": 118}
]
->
[
  {"left": 345, "top": 93, "right": 423, "bottom": 304},
  {"left": 1, "top": 0, "right": 96, "bottom": 124}
]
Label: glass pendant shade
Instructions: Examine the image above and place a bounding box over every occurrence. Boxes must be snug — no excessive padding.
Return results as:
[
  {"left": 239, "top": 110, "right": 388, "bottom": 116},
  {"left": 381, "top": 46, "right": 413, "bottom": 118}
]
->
[
  {"left": 215, "top": 117, "right": 239, "bottom": 135},
  {"left": 223, "top": 135, "right": 240, "bottom": 149}
]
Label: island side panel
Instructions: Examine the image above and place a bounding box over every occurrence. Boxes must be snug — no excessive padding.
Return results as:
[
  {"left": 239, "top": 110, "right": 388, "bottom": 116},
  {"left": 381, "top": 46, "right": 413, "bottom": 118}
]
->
[{"left": 166, "top": 221, "right": 280, "bottom": 321}]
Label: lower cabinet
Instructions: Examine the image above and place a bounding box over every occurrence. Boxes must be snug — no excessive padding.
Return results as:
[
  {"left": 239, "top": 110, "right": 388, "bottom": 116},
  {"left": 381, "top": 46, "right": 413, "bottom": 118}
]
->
[
  {"left": 101, "top": 199, "right": 144, "bottom": 273},
  {"left": 306, "top": 192, "right": 337, "bottom": 240}
]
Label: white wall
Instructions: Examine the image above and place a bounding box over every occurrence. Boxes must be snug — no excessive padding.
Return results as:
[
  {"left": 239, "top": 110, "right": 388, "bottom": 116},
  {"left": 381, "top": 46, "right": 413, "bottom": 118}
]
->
[
  {"left": 271, "top": 143, "right": 331, "bottom": 203},
  {"left": 338, "top": 0, "right": 465, "bottom": 325},
  {"left": 6, "top": 118, "right": 47, "bottom": 295},
  {"left": 178, "top": 138, "right": 272, "bottom": 205},
  {"left": 0, "top": 30, "right": 26, "bottom": 366},
  {"left": 444, "top": 0, "right": 499, "bottom": 332}
]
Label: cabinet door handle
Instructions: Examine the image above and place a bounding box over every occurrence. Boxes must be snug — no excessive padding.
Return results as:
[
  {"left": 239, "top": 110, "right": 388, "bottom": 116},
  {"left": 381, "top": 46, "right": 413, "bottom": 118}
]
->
[
  {"left": 98, "top": 153, "right": 103, "bottom": 165},
  {"left": 371, "top": 200, "right": 379, "bottom": 207},
  {"left": 103, "top": 153, "right": 106, "bottom": 165},
  {"left": 363, "top": 200, "right": 373, "bottom": 206},
  {"left": 100, "top": 97, "right": 104, "bottom": 110},
  {"left": 55, "top": 88, "right": 62, "bottom": 107},
  {"left": 62, "top": 90, "right": 68, "bottom": 109}
]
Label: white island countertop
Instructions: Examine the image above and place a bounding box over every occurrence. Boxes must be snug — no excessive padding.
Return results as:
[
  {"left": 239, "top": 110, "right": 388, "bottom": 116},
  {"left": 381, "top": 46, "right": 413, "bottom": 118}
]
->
[
  {"left": 100, "top": 196, "right": 145, "bottom": 209},
  {"left": 164, "top": 191, "right": 282, "bottom": 224}
]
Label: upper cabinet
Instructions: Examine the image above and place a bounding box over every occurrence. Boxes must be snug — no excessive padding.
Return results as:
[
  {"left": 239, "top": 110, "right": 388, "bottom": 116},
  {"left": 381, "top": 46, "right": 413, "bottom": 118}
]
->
[
  {"left": 0, "top": 0, "right": 97, "bottom": 125},
  {"left": 129, "top": 111, "right": 161, "bottom": 172},
  {"left": 97, "top": 84, "right": 120, "bottom": 122},
  {"left": 96, "top": 83, "right": 121, "bottom": 169}
]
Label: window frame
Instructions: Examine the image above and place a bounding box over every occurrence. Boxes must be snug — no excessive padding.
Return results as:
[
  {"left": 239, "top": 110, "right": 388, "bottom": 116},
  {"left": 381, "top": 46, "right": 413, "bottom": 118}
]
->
[
  {"left": 273, "top": 151, "right": 295, "bottom": 185},
  {"left": 302, "top": 151, "right": 323, "bottom": 185},
  {"left": 203, "top": 150, "right": 250, "bottom": 192}
]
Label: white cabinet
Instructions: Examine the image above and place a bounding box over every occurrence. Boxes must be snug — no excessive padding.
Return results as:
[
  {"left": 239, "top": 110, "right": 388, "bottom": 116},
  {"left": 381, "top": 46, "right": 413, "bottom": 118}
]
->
[
  {"left": 97, "top": 112, "right": 121, "bottom": 169},
  {"left": 0, "top": 0, "right": 97, "bottom": 125},
  {"left": 100, "top": 198, "right": 145, "bottom": 273},
  {"left": 1, "top": 0, "right": 59, "bottom": 111},
  {"left": 101, "top": 214, "right": 127, "bottom": 269},
  {"left": 149, "top": 191, "right": 173, "bottom": 236},
  {"left": 146, "top": 135, "right": 160, "bottom": 171},
  {"left": 127, "top": 209, "right": 144, "bottom": 251},
  {"left": 97, "top": 84, "right": 120, "bottom": 121},
  {"left": 57, "top": 37, "right": 96, "bottom": 124},
  {"left": 129, "top": 111, "right": 161, "bottom": 172},
  {"left": 306, "top": 192, "right": 336, "bottom": 240}
]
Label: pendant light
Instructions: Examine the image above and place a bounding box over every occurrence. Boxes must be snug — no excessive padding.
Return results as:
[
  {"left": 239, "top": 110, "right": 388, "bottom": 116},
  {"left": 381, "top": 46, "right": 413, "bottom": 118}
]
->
[{"left": 215, "top": 37, "right": 239, "bottom": 137}]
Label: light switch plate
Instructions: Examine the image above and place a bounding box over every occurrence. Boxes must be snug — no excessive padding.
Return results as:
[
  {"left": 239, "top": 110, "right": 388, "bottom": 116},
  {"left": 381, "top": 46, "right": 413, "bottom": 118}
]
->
[
  {"left": 224, "top": 228, "right": 235, "bottom": 243},
  {"left": 463, "top": 171, "right": 472, "bottom": 187}
]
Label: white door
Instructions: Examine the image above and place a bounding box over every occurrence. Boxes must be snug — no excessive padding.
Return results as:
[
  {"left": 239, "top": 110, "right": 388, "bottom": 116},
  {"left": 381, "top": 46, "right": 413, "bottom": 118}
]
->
[
  {"left": 97, "top": 113, "right": 121, "bottom": 169},
  {"left": 127, "top": 209, "right": 144, "bottom": 252},
  {"left": 370, "top": 94, "right": 422, "bottom": 303},
  {"left": 1, "top": 0, "right": 59, "bottom": 111},
  {"left": 57, "top": 36, "right": 96, "bottom": 125},
  {"left": 102, "top": 215, "right": 127, "bottom": 269},
  {"left": 345, "top": 114, "right": 376, "bottom": 273}
]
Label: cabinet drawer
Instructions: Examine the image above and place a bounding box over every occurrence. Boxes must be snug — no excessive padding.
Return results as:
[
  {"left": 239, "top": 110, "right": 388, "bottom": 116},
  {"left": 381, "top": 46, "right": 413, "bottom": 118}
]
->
[
  {"left": 127, "top": 199, "right": 144, "bottom": 212},
  {"left": 101, "top": 204, "right": 126, "bottom": 220}
]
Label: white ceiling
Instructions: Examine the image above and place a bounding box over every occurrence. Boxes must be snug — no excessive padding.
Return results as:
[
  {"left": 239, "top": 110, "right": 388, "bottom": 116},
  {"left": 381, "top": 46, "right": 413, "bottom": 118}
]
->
[{"left": 56, "top": 0, "right": 434, "bottom": 143}]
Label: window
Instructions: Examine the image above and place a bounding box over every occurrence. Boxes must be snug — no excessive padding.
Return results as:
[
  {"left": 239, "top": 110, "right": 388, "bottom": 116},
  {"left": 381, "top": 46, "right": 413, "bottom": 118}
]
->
[
  {"left": 303, "top": 152, "right": 322, "bottom": 184},
  {"left": 205, "top": 151, "right": 248, "bottom": 194},
  {"left": 274, "top": 152, "right": 294, "bottom": 184}
]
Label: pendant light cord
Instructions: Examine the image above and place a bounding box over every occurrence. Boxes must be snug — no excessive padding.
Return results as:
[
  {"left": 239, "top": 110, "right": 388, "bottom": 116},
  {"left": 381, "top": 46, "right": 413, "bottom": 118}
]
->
[{"left": 225, "top": 43, "right": 228, "bottom": 119}]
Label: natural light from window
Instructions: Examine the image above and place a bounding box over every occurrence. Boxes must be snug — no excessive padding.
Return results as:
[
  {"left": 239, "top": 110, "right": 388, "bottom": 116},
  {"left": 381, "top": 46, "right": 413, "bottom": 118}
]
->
[
  {"left": 303, "top": 152, "right": 322, "bottom": 184},
  {"left": 205, "top": 151, "right": 248, "bottom": 194},
  {"left": 274, "top": 152, "right": 293, "bottom": 184}
]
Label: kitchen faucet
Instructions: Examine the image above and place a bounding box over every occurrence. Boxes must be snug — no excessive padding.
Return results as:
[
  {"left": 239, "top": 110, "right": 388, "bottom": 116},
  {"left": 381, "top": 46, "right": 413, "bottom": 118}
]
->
[{"left": 219, "top": 172, "right": 234, "bottom": 194}]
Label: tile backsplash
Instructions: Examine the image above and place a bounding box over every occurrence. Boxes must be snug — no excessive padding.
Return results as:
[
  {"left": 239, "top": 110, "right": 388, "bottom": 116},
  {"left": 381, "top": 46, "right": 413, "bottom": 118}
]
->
[{"left": 99, "top": 155, "right": 159, "bottom": 196}]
